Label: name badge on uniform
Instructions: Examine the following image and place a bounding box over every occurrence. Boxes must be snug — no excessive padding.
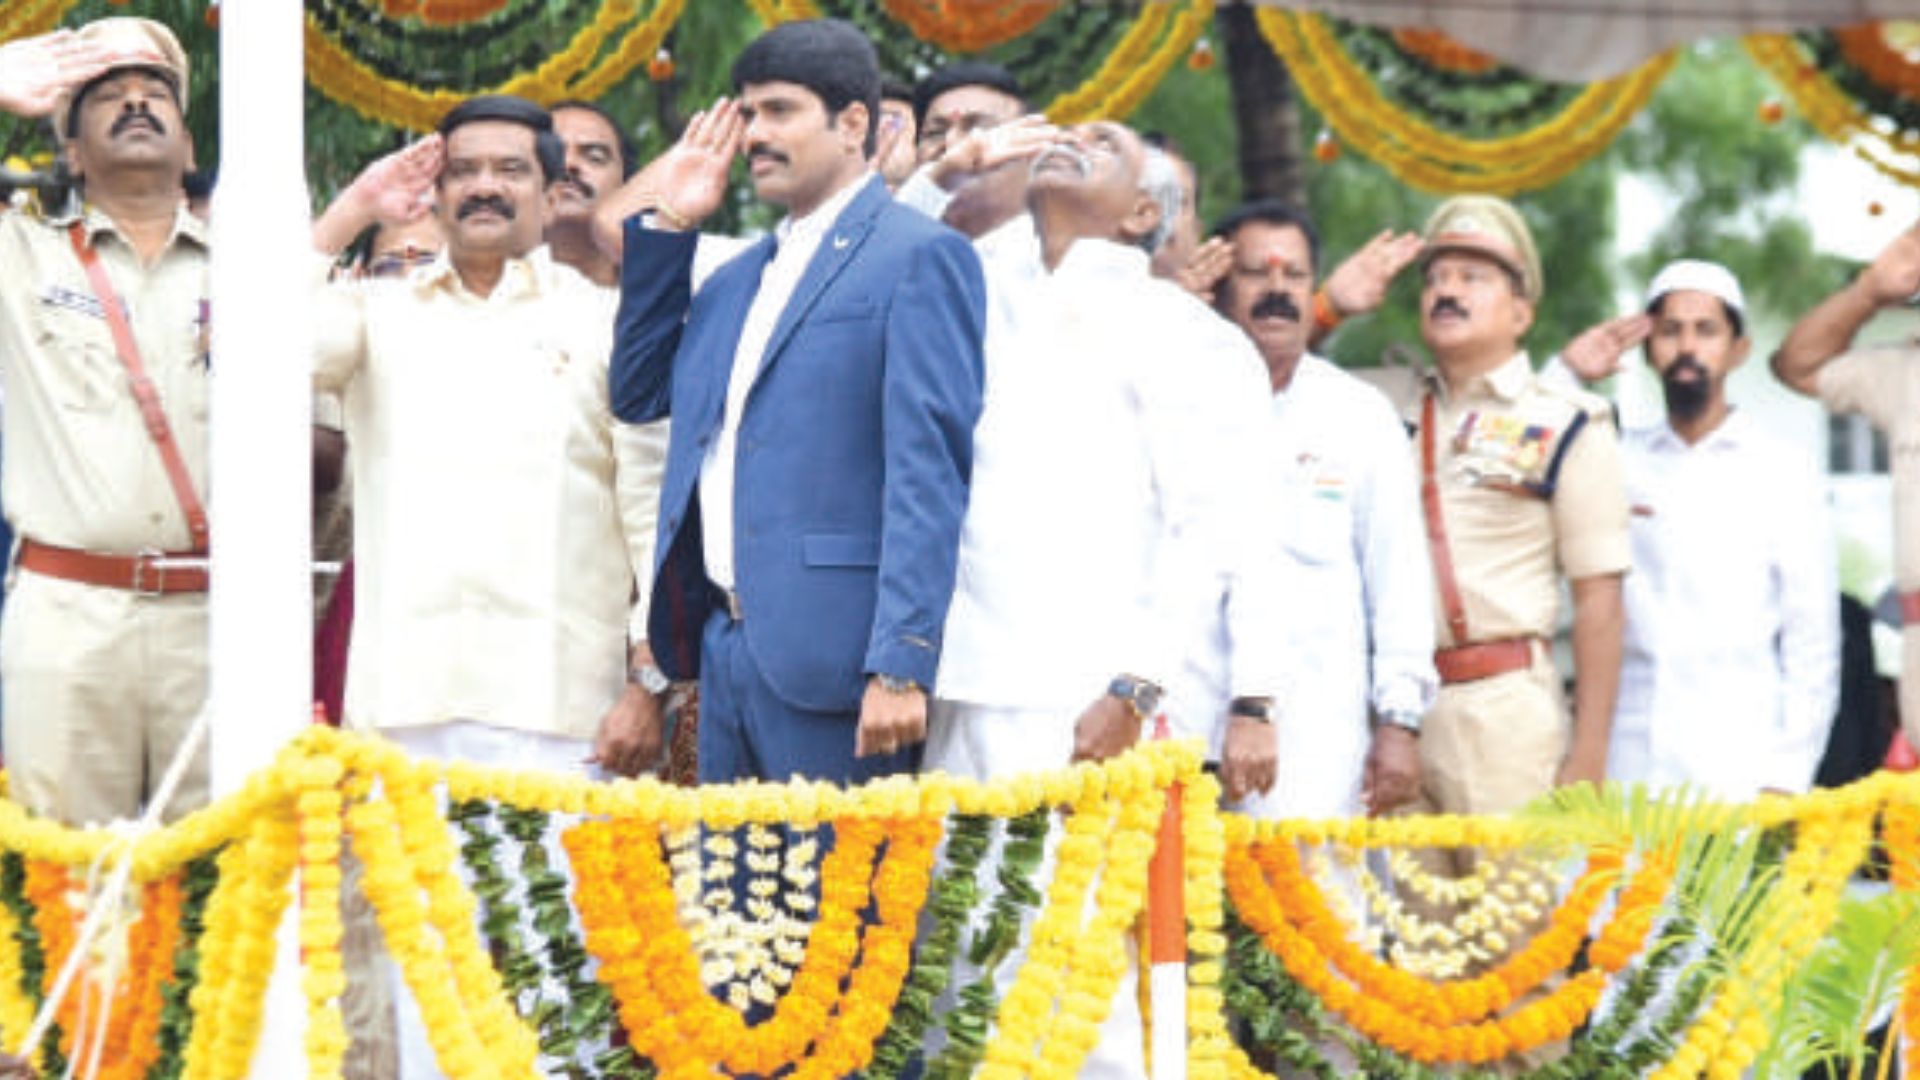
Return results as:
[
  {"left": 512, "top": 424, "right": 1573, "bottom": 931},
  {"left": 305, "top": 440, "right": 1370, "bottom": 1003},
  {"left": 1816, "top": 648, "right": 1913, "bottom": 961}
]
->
[{"left": 40, "top": 284, "right": 107, "bottom": 321}]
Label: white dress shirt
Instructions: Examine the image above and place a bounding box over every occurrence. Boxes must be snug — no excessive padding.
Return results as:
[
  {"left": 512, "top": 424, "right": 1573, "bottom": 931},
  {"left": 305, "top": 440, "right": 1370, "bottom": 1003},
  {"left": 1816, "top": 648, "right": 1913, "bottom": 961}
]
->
[
  {"left": 1238, "top": 355, "right": 1437, "bottom": 817},
  {"left": 699, "top": 173, "right": 872, "bottom": 589},
  {"left": 1610, "top": 411, "right": 1839, "bottom": 797},
  {"left": 312, "top": 247, "right": 666, "bottom": 739},
  {"left": 936, "top": 238, "right": 1287, "bottom": 748}
]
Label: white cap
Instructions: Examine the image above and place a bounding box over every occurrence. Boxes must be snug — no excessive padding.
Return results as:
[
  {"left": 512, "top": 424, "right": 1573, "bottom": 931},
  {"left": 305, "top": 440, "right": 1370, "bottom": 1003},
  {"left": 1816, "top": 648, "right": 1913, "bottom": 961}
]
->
[{"left": 1644, "top": 259, "right": 1745, "bottom": 327}]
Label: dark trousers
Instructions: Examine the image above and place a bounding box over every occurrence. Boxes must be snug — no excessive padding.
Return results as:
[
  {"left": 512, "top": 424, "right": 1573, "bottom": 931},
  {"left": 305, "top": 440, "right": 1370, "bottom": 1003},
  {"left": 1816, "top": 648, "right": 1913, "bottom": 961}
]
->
[{"left": 696, "top": 608, "right": 920, "bottom": 785}]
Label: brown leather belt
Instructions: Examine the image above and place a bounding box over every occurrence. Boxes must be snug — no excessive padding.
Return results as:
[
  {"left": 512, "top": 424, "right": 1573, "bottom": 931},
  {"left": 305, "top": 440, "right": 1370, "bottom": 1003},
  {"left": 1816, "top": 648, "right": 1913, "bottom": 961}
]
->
[
  {"left": 1434, "top": 637, "right": 1536, "bottom": 685},
  {"left": 18, "top": 538, "right": 210, "bottom": 594},
  {"left": 1901, "top": 590, "right": 1920, "bottom": 627}
]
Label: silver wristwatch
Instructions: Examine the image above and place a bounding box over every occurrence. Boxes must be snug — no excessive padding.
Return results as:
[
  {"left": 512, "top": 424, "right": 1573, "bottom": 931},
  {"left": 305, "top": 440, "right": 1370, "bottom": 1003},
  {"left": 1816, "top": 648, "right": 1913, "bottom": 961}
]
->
[
  {"left": 1107, "top": 674, "right": 1165, "bottom": 721},
  {"left": 1378, "top": 708, "right": 1422, "bottom": 735},
  {"left": 629, "top": 663, "right": 671, "bottom": 696}
]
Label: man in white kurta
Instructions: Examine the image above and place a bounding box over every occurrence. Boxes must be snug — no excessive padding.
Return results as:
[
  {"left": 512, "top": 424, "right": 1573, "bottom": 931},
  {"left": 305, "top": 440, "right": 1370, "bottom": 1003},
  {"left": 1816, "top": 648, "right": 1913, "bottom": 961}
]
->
[
  {"left": 1550, "top": 260, "right": 1838, "bottom": 798},
  {"left": 926, "top": 127, "right": 1286, "bottom": 1080},
  {"left": 310, "top": 96, "right": 667, "bottom": 1080},
  {"left": 1204, "top": 200, "right": 1436, "bottom": 820}
]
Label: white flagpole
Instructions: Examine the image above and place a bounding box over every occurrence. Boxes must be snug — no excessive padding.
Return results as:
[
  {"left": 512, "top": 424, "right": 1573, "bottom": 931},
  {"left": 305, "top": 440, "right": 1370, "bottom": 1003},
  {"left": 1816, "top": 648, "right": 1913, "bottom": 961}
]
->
[{"left": 208, "top": 0, "right": 314, "bottom": 1072}]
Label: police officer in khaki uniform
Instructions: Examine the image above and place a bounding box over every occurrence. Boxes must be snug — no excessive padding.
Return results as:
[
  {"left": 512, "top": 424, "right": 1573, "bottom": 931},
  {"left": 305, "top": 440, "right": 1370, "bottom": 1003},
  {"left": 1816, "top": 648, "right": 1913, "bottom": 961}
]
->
[
  {"left": 1407, "top": 196, "right": 1630, "bottom": 824},
  {"left": 0, "top": 19, "right": 212, "bottom": 826},
  {"left": 1775, "top": 218, "right": 1920, "bottom": 752}
]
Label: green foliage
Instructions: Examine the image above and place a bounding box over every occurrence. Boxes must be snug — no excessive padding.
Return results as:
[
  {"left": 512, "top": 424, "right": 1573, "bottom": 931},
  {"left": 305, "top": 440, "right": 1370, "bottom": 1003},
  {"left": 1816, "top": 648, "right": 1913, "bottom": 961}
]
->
[
  {"left": 1615, "top": 40, "right": 1853, "bottom": 318},
  {"left": 1749, "top": 889, "right": 1920, "bottom": 1080}
]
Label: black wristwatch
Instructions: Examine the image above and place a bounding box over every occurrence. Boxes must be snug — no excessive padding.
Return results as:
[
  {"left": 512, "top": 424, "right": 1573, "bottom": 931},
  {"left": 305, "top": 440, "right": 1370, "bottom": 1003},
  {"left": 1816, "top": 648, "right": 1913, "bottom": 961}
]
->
[
  {"left": 1107, "top": 674, "right": 1165, "bottom": 721},
  {"left": 1229, "top": 696, "right": 1278, "bottom": 724}
]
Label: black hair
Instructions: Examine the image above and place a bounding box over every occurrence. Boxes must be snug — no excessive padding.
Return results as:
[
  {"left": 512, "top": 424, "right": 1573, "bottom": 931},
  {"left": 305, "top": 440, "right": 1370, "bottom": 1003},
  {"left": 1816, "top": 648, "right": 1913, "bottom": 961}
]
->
[
  {"left": 1211, "top": 198, "right": 1322, "bottom": 274},
  {"left": 732, "top": 19, "right": 882, "bottom": 157},
  {"left": 436, "top": 94, "right": 566, "bottom": 185},
  {"left": 64, "top": 65, "right": 182, "bottom": 140},
  {"left": 549, "top": 99, "right": 638, "bottom": 179},
  {"left": 911, "top": 61, "right": 1025, "bottom": 129},
  {"left": 881, "top": 79, "right": 914, "bottom": 106},
  {"left": 1646, "top": 292, "right": 1745, "bottom": 340}
]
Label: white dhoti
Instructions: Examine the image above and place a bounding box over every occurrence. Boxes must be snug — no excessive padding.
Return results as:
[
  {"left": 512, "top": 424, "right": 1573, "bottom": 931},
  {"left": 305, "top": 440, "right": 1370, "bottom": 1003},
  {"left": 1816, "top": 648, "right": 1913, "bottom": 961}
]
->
[
  {"left": 923, "top": 700, "right": 1148, "bottom": 1080},
  {"left": 378, "top": 721, "right": 608, "bottom": 1080}
]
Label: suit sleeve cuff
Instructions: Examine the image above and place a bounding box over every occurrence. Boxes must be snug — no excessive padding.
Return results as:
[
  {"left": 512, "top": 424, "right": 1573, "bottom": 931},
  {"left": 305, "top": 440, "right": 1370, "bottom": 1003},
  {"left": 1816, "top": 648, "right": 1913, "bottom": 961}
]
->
[{"left": 865, "top": 636, "right": 940, "bottom": 689}]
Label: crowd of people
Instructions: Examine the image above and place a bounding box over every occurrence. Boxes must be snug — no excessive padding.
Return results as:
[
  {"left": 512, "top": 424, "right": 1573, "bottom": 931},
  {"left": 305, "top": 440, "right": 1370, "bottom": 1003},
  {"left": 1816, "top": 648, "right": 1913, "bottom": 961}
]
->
[{"left": 1, "top": 10, "right": 1917, "bottom": 1079}]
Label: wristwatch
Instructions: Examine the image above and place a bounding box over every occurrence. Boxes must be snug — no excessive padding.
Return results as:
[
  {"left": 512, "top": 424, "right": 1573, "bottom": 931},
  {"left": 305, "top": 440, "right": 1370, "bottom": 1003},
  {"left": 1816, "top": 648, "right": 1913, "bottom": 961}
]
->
[
  {"left": 874, "top": 673, "right": 923, "bottom": 695},
  {"left": 1106, "top": 674, "right": 1165, "bottom": 722},
  {"left": 1378, "top": 708, "right": 1422, "bottom": 735},
  {"left": 1229, "top": 696, "right": 1278, "bottom": 725},
  {"left": 628, "top": 663, "right": 671, "bottom": 696}
]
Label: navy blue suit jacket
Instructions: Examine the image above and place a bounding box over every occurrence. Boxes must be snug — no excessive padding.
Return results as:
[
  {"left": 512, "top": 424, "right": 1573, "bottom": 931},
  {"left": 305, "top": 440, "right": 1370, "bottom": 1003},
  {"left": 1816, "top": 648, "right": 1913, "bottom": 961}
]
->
[{"left": 611, "top": 175, "right": 987, "bottom": 715}]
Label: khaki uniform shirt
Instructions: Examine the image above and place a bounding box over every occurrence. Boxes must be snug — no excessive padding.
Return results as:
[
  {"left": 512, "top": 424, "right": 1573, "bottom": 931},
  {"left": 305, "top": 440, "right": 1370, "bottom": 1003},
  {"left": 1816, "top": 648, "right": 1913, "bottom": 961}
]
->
[
  {"left": 313, "top": 247, "right": 667, "bottom": 740},
  {"left": 1411, "top": 352, "right": 1631, "bottom": 649},
  {"left": 0, "top": 202, "right": 210, "bottom": 553},
  {"left": 1816, "top": 339, "right": 1920, "bottom": 746}
]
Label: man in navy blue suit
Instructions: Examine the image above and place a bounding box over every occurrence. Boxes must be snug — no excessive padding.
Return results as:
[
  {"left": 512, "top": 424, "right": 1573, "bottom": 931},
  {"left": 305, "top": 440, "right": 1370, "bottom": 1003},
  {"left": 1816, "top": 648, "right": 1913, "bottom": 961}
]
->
[{"left": 604, "top": 19, "right": 987, "bottom": 785}]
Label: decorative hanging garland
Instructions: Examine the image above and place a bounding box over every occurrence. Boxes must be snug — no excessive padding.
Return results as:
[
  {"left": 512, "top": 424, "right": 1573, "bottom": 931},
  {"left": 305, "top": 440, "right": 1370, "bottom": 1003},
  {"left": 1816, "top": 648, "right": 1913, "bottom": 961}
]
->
[
  {"left": 753, "top": 0, "right": 1210, "bottom": 124},
  {"left": 1256, "top": 10, "right": 1676, "bottom": 194},
  {"left": 1747, "top": 24, "right": 1920, "bottom": 187},
  {"left": 0, "top": 0, "right": 82, "bottom": 45},
  {"left": 303, "top": 0, "right": 689, "bottom": 132}
]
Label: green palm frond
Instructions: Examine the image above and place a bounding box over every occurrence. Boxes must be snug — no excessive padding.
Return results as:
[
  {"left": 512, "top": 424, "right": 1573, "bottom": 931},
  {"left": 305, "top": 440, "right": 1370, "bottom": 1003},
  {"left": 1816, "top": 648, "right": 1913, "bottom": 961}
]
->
[{"left": 1752, "top": 889, "right": 1920, "bottom": 1080}]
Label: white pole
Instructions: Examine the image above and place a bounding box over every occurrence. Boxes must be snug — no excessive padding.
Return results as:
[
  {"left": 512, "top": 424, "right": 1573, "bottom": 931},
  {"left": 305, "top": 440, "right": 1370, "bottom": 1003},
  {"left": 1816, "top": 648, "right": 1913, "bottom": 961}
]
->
[{"left": 209, "top": 0, "right": 313, "bottom": 1072}]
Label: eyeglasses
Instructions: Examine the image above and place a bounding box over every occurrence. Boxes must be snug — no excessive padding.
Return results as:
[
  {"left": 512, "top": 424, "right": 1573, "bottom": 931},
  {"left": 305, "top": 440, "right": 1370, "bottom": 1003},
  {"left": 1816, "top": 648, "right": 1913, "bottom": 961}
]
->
[{"left": 364, "top": 245, "right": 439, "bottom": 280}]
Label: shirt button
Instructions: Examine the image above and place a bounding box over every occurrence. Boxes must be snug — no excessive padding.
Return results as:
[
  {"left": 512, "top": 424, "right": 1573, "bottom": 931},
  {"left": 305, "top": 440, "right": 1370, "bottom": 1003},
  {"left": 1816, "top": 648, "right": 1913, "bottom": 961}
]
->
[{"left": 150, "top": 512, "right": 164, "bottom": 524}]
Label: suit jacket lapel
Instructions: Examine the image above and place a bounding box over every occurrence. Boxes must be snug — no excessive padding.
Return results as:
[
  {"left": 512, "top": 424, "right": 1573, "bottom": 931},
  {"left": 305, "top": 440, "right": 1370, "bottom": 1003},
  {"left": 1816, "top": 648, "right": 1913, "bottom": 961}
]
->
[{"left": 754, "top": 175, "right": 888, "bottom": 383}]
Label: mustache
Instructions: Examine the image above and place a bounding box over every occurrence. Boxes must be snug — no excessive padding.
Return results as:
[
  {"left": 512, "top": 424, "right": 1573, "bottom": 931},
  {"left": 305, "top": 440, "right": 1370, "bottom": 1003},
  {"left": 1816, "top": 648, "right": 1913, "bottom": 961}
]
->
[
  {"left": 1030, "top": 144, "right": 1090, "bottom": 178},
  {"left": 1666, "top": 354, "right": 1709, "bottom": 380},
  {"left": 1250, "top": 291, "right": 1301, "bottom": 323},
  {"left": 746, "top": 146, "right": 789, "bottom": 167},
  {"left": 111, "top": 110, "right": 164, "bottom": 137},
  {"left": 1429, "top": 296, "right": 1469, "bottom": 320},
  {"left": 456, "top": 195, "right": 515, "bottom": 221},
  {"left": 560, "top": 171, "right": 596, "bottom": 200}
]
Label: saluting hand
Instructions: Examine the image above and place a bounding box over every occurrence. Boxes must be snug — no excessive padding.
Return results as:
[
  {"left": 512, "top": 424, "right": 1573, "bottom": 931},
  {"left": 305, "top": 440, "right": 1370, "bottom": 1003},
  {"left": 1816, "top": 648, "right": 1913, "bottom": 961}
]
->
[
  {"left": 1559, "top": 313, "right": 1652, "bottom": 384},
  {"left": 0, "top": 30, "right": 118, "bottom": 120},
  {"left": 929, "top": 113, "right": 1058, "bottom": 190},
  {"left": 347, "top": 135, "right": 443, "bottom": 226},
  {"left": 1321, "top": 229, "right": 1424, "bottom": 320},
  {"left": 1174, "top": 236, "right": 1234, "bottom": 304},
  {"left": 1861, "top": 220, "right": 1920, "bottom": 308},
  {"left": 593, "top": 98, "right": 744, "bottom": 261}
]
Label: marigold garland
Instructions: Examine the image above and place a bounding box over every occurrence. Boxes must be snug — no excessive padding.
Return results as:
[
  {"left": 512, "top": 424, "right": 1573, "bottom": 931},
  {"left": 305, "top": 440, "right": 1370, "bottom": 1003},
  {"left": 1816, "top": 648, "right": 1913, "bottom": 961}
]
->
[
  {"left": 0, "top": 0, "right": 82, "bottom": 45},
  {"left": 1257, "top": 9, "right": 1675, "bottom": 194},
  {"left": 880, "top": 0, "right": 1059, "bottom": 54},
  {"left": 1747, "top": 31, "right": 1920, "bottom": 187},
  {"left": 303, "top": 0, "right": 689, "bottom": 132}
]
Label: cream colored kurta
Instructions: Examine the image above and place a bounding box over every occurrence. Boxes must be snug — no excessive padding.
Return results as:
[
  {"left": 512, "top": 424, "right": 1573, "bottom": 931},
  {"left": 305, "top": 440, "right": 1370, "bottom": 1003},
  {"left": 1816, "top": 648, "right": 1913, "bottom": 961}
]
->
[{"left": 313, "top": 247, "right": 665, "bottom": 740}]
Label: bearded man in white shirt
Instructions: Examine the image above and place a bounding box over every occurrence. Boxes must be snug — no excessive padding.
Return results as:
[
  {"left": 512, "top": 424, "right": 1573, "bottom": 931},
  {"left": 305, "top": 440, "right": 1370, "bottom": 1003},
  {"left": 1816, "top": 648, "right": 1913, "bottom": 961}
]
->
[
  {"left": 1209, "top": 198, "right": 1436, "bottom": 820},
  {"left": 925, "top": 123, "right": 1286, "bottom": 1080},
  {"left": 1550, "top": 260, "right": 1839, "bottom": 798}
]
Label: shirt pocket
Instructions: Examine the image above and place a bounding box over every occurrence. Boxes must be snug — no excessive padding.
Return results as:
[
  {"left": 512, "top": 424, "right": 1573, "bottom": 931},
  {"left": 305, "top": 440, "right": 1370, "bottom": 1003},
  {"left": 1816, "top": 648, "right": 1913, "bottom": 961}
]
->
[{"left": 31, "top": 300, "right": 122, "bottom": 413}]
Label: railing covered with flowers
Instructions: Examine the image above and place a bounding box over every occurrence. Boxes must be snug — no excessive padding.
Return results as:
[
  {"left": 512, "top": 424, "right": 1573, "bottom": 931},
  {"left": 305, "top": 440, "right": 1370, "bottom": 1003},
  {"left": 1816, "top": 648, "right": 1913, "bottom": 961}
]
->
[{"left": 0, "top": 727, "right": 1916, "bottom": 1080}]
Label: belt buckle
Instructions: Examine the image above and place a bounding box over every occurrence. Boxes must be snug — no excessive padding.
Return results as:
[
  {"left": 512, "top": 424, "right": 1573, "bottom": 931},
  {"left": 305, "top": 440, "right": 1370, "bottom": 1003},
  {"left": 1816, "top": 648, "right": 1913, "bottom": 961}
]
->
[
  {"left": 131, "top": 547, "right": 166, "bottom": 595},
  {"left": 726, "top": 589, "right": 744, "bottom": 621}
]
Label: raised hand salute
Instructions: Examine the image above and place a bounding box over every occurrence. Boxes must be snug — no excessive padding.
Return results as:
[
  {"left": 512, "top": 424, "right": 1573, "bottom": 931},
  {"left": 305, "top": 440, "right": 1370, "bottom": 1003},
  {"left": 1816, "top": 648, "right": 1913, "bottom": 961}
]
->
[{"left": 0, "top": 29, "right": 120, "bottom": 119}]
